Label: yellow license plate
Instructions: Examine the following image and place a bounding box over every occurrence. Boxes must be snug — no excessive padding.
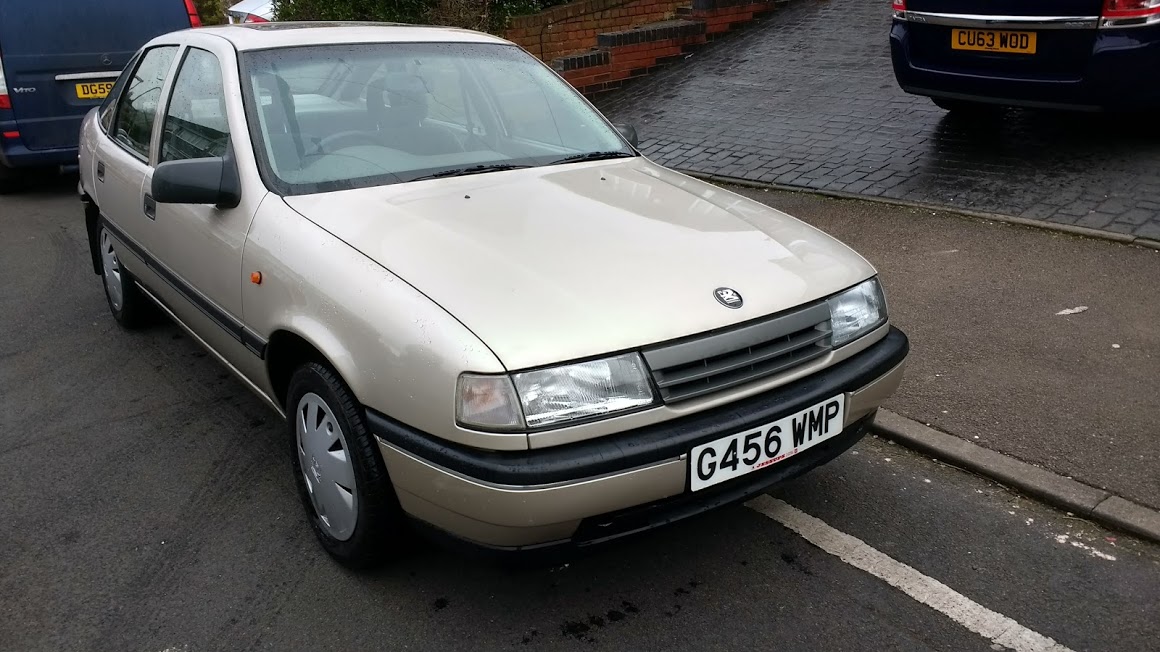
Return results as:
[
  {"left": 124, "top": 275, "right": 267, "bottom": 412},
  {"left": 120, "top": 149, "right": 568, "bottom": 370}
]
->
[
  {"left": 76, "top": 81, "right": 114, "bottom": 100},
  {"left": 951, "top": 29, "right": 1037, "bottom": 54}
]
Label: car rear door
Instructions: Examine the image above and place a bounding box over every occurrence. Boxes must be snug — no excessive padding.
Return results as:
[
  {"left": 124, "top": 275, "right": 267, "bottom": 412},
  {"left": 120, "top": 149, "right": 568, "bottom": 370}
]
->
[
  {"left": 0, "top": 0, "right": 191, "bottom": 152},
  {"left": 899, "top": 0, "right": 1105, "bottom": 79},
  {"left": 94, "top": 45, "right": 180, "bottom": 267}
]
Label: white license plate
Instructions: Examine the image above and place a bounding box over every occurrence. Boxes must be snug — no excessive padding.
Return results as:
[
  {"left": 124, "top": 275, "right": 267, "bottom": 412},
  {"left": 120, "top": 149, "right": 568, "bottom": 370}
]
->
[{"left": 690, "top": 395, "right": 845, "bottom": 491}]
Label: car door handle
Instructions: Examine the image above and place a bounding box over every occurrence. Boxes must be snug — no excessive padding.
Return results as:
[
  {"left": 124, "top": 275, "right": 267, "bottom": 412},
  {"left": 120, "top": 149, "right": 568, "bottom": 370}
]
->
[
  {"left": 143, "top": 194, "right": 156, "bottom": 220},
  {"left": 96, "top": 161, "right": 105, "bottom": 182}
]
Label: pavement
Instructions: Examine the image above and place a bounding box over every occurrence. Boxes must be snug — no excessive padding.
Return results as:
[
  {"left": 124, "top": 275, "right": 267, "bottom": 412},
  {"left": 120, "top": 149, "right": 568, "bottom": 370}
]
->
[
  {"left": 594, "top": 0, "right": 1160, "bottom": 241},
  {"left": 2, "top": 178, "right": 1159, "bottom": 651},
  {"left": 731, "top": 185, "right": 1160, "bottom": 510}
]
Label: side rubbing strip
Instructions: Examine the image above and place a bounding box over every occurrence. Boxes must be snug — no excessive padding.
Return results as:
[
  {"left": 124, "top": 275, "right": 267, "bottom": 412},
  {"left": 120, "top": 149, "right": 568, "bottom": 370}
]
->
[{"left": 99, "top": 216, "right": 268, "bottom": 358}]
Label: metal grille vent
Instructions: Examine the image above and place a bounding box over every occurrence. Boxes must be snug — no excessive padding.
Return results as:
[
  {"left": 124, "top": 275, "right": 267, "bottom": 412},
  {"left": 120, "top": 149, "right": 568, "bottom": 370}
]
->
[{"left": 642, "top": 302, "right": 832, "bottom": 403}]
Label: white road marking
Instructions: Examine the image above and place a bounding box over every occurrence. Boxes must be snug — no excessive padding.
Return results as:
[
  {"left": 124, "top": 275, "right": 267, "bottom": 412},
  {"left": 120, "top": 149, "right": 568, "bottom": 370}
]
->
[{"left": 746, "top": 496, "right": 1075, "bottom": 652}]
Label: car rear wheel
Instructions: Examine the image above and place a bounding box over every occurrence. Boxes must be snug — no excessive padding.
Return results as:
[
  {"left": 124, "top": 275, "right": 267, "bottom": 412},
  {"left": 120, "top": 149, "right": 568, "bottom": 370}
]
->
[
  {"left": 99, "top": 227, "right": 151, "bottom": 329},
  {"left": 287, "top": 362, "right": 406, "bottom": 568},
  {"left": 0, "top": 162, "right": 20, "bottom": 195}
]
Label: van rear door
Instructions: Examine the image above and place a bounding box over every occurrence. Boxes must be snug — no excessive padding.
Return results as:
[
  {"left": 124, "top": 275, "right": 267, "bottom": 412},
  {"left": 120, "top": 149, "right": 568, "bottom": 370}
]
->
[{"left": 0, "top": 0, "right": 191, "bottom": 151}]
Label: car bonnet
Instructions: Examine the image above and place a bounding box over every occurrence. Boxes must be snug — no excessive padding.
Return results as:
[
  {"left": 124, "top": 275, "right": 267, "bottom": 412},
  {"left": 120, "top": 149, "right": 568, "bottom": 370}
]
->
[{"left": 281, "top": 157, "right": 876, "bottom": 371}]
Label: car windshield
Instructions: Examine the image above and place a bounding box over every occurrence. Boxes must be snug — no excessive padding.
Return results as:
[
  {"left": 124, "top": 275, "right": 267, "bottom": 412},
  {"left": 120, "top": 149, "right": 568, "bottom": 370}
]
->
[{"left": 239, "top": 41, "right": 636, "bottom": 195}]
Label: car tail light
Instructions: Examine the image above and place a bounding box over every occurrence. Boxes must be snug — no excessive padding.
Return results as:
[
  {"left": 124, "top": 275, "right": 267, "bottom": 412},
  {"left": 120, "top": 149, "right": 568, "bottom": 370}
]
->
[
  {"left": 892, "top": 0, "right": 906, "bottom": 9},
  {"left": 0, "top": 51, "right": 9, "bottom": 110},
  {"left": 2, "top": 131, "right": 19, "bottom": 139},
  {"left": 244, "top": 14, "right": 269, "bottom": 23},
  {"left": 184, "top": 0, "right": 203, "bottom": 27},
  {"left": 1101, "top": 0, "right": 1160, "bottom": 23}
]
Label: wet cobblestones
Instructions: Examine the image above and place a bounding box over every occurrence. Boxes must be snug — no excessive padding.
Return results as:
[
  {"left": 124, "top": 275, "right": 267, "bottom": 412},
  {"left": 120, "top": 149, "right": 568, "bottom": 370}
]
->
[{"left": 595, "top": 0, "right": 1160, "bottom": 238}]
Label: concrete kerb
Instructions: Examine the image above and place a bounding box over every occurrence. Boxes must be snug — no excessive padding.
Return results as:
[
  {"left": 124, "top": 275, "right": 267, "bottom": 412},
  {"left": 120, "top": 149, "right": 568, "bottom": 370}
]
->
[
  {"left": 872, "top": 409, "right": 1160, "bottom": 545},
  {"left": 682, "top": 169, "right": 1160, "bottom": 251}
]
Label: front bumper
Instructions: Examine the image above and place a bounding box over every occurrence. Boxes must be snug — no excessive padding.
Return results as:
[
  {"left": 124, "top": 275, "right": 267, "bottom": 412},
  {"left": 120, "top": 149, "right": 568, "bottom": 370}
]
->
[{"left": 369, "top": 327, "right": 909, "bottom": 551}]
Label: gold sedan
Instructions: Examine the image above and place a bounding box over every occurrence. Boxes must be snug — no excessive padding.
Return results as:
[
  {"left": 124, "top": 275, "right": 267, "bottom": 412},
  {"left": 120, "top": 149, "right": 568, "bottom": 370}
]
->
[{"left": 78, "top": 22, "right": 908, "bottom": 568}]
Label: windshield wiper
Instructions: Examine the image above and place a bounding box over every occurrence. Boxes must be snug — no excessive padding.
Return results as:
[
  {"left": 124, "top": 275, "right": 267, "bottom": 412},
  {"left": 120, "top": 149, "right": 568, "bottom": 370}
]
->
[
  {"left": 410, "top": 164, "right": 530, "bottom": 182},
  {"left": 547, "top": 151, "right": 636, "bottom": 166}
]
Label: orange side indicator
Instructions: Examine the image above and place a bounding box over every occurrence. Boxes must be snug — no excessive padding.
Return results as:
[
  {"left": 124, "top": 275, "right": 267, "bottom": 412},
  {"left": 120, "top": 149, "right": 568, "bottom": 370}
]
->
[{"left": 250, "top": 271, "right": 262, "bottom": 285}]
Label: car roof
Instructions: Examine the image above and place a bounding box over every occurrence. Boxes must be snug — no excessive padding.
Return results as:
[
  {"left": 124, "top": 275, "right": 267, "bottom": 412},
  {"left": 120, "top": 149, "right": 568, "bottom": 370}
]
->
[{"left": 195, "top": 22, "right": 512, "bottom": 51}]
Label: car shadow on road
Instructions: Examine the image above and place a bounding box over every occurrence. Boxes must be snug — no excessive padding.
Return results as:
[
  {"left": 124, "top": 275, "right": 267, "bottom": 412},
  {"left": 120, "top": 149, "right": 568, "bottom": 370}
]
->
[
  {"left": 341, "top": 503, "right": 800, "bottom": 646},
  {"left": 909, "top": 108, "right": 1160, "bottom": 213},
  {"left": 3, "top": 169, "right": 80, "bottom": 198},
  {"left": 929, "top": 108, "right": 1160, "bottom": 162}
]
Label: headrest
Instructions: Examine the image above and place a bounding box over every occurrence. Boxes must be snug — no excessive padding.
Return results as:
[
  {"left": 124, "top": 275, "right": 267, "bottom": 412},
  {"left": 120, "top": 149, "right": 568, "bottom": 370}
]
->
[{"left": 381, "top": 72, "right": 427, "bottom": 99}]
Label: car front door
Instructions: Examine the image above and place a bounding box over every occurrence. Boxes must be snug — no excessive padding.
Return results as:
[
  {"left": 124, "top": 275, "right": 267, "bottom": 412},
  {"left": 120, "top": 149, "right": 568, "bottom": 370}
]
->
[{"left": 149, "top": 45, "right": 266, "bottom": 375}]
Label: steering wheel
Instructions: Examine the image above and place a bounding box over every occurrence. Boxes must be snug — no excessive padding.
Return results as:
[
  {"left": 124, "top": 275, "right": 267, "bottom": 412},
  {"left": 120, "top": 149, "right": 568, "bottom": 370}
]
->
[{"left": 461, "top": 126, "right": 499, "bottom": 153}]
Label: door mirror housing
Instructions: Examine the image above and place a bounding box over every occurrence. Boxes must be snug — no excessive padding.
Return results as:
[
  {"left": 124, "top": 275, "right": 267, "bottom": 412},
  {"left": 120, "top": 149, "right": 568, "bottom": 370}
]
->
[
  {"left": 152, "top": 147, "right": 241, "bottom": 209},
  {"left": 614, "top": 123, "right": 639, "bottom": 149}
]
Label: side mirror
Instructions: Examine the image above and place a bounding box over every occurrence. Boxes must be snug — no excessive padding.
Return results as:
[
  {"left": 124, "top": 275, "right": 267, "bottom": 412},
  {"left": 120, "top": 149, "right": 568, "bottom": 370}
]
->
[
  {"left": 614, "top": 123, "right": 639, "bottom": 149},
  {"left": 152, "top": 147, "right": 241, "bottom": 209}
]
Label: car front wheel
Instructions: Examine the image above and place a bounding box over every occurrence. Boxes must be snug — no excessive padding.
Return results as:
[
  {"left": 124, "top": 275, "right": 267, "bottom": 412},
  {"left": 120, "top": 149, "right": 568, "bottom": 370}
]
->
[{"left": 287, "top": 362, "right": 405, "bottom": 568}]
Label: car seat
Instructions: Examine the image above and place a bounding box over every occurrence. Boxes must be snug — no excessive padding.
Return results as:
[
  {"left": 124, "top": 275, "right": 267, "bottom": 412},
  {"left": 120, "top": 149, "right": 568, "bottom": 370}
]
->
[{"left": 367, "top": 73, "right": 461, "bottom": 156}]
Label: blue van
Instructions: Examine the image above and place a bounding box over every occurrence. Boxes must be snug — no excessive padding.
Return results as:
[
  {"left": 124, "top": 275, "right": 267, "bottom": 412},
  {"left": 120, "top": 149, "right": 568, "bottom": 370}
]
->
[
  {"left": 0, "top": 0, "right": 201, "bottom": 192},
  {"left": 890, "top": 0, "right": 1160, "bottom": 112}
]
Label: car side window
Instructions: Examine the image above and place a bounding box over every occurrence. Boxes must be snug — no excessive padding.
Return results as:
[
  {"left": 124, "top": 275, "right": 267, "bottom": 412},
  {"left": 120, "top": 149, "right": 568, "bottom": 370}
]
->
[
  {"left": 98, "top": 53, "right": 140, "bottom": 134},
  {"left": 160, "top": 48, "right": 229, "bottom": 162},
  {"left": 112, "top": 45, "right": 178, "bottom": 160}
]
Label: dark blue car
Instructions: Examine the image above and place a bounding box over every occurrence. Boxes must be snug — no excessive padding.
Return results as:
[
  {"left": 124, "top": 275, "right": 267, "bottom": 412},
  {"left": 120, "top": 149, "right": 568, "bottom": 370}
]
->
[
  {"left": 0, "top": 0, "right": 200, "bottom": 192},
  {"left": 890, "top": 0, "right": 1160, "bottom": 111}
]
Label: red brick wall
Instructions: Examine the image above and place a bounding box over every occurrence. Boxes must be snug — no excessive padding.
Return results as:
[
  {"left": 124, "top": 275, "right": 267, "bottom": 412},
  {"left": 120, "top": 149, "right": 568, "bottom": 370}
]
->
[
  {"left": 505, "top": 0, "right": 687, "bottom": 61},
  {"left": 561, "top": 33, "right": 706, "bottom": 92},
  {"left": 692, "top": 1, "right": 773, "bottom": 34}
]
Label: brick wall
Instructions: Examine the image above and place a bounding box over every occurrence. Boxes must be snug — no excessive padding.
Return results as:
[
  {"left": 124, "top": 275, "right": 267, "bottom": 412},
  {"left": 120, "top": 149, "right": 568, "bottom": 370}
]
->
[{"left": 505, "top": 0, "right": 687, "bottom": 61}]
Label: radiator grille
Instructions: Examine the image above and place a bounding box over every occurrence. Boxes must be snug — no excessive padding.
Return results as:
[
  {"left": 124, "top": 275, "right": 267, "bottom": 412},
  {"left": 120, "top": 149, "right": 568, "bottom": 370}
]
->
[{"left": 642, "top": 303, "right": 832, "bottom": 403}]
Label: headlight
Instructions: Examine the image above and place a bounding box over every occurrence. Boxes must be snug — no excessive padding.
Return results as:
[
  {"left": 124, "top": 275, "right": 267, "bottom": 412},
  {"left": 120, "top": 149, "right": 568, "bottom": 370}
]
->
[
  {"left": 513, "top": 354, "right": 655, "bottom": 428},
  {"left": 827, "top": 278, "right": 887, "bottom": 346},
  {"left": 456, "top": 353, "right": 656, "bottom": 430}
]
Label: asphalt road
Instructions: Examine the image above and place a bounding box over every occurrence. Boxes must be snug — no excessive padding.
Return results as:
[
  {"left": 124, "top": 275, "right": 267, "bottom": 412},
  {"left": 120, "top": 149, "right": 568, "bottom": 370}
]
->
[
  {"left": 733, "top": 187, "right": 1160, "bottom": 510},
  {"left": 2, "top": 177, "right": 1158, "bottom": 652}
]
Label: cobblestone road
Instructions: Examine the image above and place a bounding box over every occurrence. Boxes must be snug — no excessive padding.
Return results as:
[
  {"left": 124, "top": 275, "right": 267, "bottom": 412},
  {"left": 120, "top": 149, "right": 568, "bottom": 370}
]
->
[{"left": 595, "top": 0, "right": 1160, "bottom": 239}]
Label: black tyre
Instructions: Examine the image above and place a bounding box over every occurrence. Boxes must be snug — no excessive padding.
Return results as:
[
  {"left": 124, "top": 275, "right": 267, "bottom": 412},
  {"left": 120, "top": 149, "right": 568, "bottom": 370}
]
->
[
  {"left": 0, "top": 162, "right": 21, "bottom": 195},
  {"left": 287, "top": 362, "right": 406, "bottom": 568},
  {"left": 97, "top": 226, "right": 152, "bottom": 329}
]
